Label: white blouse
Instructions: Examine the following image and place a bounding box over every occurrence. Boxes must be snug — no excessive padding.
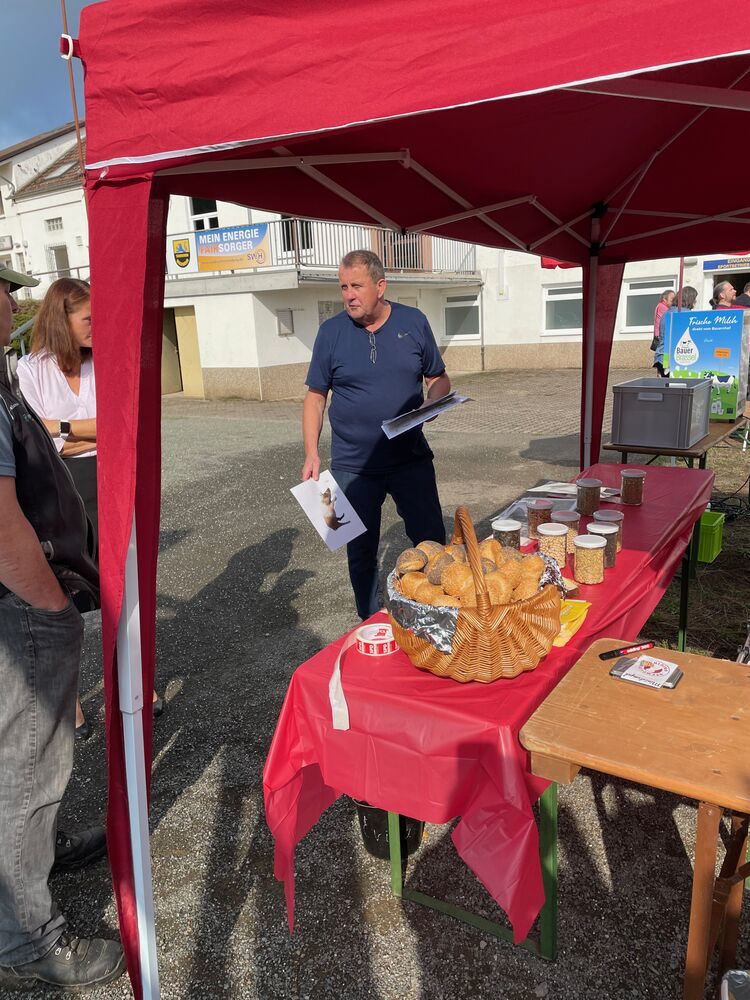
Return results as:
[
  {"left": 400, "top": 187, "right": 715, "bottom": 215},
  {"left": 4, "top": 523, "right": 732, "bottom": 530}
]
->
[{"left": 17, "top": 351, "right": 96, "bottom": 457}]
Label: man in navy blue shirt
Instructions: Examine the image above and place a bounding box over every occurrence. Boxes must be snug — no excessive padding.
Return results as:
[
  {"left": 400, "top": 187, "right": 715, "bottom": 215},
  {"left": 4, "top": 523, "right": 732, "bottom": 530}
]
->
[{"left": 303, "top": 250, "right": 450, "bottom": 619}]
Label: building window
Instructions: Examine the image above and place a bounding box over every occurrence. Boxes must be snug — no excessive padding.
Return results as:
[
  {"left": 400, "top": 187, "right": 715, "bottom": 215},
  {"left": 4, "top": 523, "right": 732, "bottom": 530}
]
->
[
  {"left": 444, "top": 295, "right": 480, "bottom": 340},
  {"left": 544, "top": 284, "right": 583, "bottom": 333},
  {"left": 15, "top": 253, "right": 25, "bottom": 273},
  {"left": 624, "top": 277, "right": 677, "bottom": 331},
  {"left": 276, "top": 309, "right": 295, "bottom": 337},
  {"left": 190, "top": 198, "right": 219, "bottom": 231},
  {"left": 281, "top": 216, "right": 313, "bottom": 253},
  {"left": 45, "top": 217, "right": 64, "bottom": 232},
  {"left": 0, "top": 191, "right": 4, "bottom": 217},
  {"left": 45, "top": 244, "right": 71, "bottom": 278}
]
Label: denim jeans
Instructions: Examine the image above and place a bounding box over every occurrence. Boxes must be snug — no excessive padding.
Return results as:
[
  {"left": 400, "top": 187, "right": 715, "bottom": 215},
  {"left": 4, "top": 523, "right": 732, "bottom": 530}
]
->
[
  {"left": 0, "top": 593, "right": 83, "bottom": 966},
  {"left": 332, "top": 459, "right": 446, "bottom": 619}
]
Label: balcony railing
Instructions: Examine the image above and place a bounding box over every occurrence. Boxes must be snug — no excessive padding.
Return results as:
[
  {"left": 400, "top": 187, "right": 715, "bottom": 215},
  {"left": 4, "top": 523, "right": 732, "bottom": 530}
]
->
[{"left": 166, "top": 218, "right": 477, "bottom": 280}]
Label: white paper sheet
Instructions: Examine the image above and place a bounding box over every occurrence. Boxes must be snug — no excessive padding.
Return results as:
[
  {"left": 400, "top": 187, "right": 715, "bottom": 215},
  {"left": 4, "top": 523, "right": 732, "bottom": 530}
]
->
[
  {"left": 381, "top": 390, "right": 471, "bottom": 439},
  {"left": 290, "top": 470, "right": 366, "bottom": 551}
]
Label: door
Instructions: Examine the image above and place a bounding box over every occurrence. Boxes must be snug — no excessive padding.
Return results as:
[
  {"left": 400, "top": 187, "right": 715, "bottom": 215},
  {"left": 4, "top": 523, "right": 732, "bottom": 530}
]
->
[{"left": 161, "top": 309, "right": 183, "bottom": 394}]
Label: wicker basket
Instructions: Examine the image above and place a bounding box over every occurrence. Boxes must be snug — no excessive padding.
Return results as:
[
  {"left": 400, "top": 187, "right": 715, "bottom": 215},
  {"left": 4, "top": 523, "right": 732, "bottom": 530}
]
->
[{"left": 388, "top": 506, "right": 561, "bottom": 682}]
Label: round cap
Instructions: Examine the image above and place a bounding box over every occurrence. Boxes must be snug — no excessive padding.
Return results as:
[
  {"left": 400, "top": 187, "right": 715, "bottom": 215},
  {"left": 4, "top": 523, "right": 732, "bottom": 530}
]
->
[
  {"left": 537, "top": 522, "right": 568, "bottom": 536},
  {"left": 576, "top": 478, "right": 602, "bottom": 488},
  {"left": 588, "top": 523, "right": 618, "bottom": 537},
  {"left": 551, "top": 510, "right": 580, "bottom": 524},
  {"left": 592, "top": 509, "right": 624, "bottom": 523},
  {"left": 527, "top": 498, "right": 554, "bottom": 510},
  {"left": 572, "top": 533, "right": 607, "bottom": 549},
  {"left": 621, "top": 469, "right": 646, "bottom": 479},
  {"left": 491, "top": 518, "right": 522, "bottom": 531}
]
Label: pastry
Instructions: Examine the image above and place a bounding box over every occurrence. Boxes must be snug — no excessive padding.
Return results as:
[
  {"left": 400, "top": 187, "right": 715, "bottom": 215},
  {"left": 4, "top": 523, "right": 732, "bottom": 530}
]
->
[
  {"left": 396, "top": 547, "right": 428, "bottom": 574},
  {"left": 457, "top": 577, "right": 477, "bottom": 606},
  {"left": 484, "top": 571, "right": 513, "bottom": 605},
  {"left": 414, "top": 580, "right": 445, "bottom": 604},
  {"left": 433, "top": 594, "right": 461, "bottom": 608},
  {"left": 445, "top": 543, "right": 467, "bottom": 563},
  {"left": 481, "top": 557, "right": 496, "bottom": 574},
  {"left": 497, "top": 559, "right": 522, "bottom": 588},
  {"left": 512, "top": 577, "right": 539, "bottom": 602},
  {"left": 520, "top": 554, "right": 545, "bottom": 578},
  {"left": 400, "top": 571, "right": 427, "bottom": 599},
  {"left": 417, "top": 540, "right": 444, "bottom": 560},
  {"left": 426, "top": 552, "right": 454, "bottom": 585},
  {"left": 441, "top": 561, "right": 472, "bottom": 597},
  {"left": 479, "top": 538, "right": 504, "bottom": 567}
]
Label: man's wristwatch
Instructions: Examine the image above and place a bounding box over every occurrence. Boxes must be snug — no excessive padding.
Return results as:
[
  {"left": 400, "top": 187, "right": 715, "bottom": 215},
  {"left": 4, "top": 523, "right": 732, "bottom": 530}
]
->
[{"left": 59, "top": 420, "right": 71, "bottom": 440}]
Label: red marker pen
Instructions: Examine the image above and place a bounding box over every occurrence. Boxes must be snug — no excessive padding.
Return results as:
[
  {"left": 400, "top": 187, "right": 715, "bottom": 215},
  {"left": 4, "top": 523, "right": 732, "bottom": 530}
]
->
[{"left": 599, "top": 641, "right": 655, "bottom": 661}]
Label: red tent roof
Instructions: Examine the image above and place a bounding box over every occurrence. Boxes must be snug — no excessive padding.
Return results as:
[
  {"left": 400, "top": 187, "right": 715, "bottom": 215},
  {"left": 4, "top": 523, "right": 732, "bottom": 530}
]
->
[{"left": 80, "top": 0, "right": 750, "bottom": 265}]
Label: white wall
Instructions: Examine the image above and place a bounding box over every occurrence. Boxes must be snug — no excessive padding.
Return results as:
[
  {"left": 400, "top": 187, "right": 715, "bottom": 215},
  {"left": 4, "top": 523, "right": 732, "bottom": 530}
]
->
[
  {"left": 15, "top": 189, "right": 89, "bottom": 291},
  {"left": 167, "top": 291, "right": 259, "bottom": 368}
]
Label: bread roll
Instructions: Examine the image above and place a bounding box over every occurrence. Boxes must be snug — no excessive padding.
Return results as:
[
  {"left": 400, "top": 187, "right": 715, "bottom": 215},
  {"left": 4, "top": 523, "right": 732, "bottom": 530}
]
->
[
  {"left": 481, "top": 557, "right": 496, "bottom": 574},
  {"left": 512, "top": 577, "right": 539, "bottom": 602},
  {"left": 457, "top": 577, "right": 477, "bottom": 606},
  {"left": 485, "top": 571, "right": 513, "bottom": 605},
  {"left": 479, "top": 538, "right": 505, "bottom": 567},
  {"left": 396, "top": 547, "right": 428, "bottom": 574},
  {"left": 520, "top": 554, "right": 545, "bottom": 578},
  {"left": 426, "top": 552, "right": 454, "bottom": 585},
  {"left": 445, "top": 543, "right": 467, "bottom": 563},
  {"left": 433, "top": 594, "right": 461, "bottom": 608},
  {"left": 441, "top": 561, "right": 472, "bottom": 597},
  {"left": 417, "top": 540, "right": 444, "bottom": 560},
  {"left": 400, "top": 571, "right": 427, "bottom": 599},
  {"left": 414, "top": 580, "right": 445, "bottom": 604},
  {"left": 497, "top": 559, "right": 522, "bottom": 588}
]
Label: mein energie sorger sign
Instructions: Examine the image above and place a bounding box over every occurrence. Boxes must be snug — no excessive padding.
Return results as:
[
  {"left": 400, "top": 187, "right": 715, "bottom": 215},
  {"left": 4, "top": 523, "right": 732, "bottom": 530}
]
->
[{"left": 167, "top": 224, "right": 272, "bottom": 274}]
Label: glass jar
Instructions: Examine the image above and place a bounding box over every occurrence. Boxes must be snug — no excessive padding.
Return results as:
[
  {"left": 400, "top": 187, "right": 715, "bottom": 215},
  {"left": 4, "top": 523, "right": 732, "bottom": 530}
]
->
[
  {"left": 536, "top": 522, "right": 569, "bottom": 568},
  {"left": 575, "top": 478, "right": 602, "bottom": 515},
  {"left": 550, "top": 510, "right": 581, "bottom": 554},
  {"left": 588, "top": 523, "right": 618, "bottom": 568},
  {"left": 621, "top": 469, "right": 645, "bottom": 505},
  {"left": 572, "top": 534, "right": 606, "bottom": 584},
  {"left": 491, "top": 517, "right": 522, "bottom": 550},
  {"left": 592, "top": 509, "right": 624, "bottom": 551},
  {"left": 526, "top": 498, "right": 553, "bottom": 539}
]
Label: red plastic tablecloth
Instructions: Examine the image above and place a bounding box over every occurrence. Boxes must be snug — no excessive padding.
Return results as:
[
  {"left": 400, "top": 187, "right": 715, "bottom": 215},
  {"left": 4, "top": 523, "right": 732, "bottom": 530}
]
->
[{"left": 263, "top": 465, "right": 713, "bottom": 942}]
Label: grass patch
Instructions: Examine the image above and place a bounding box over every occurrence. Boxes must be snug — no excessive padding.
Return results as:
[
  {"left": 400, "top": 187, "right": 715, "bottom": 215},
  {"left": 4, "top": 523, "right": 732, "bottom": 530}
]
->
[{"left": 642, "top": 430, "right": 750, "bottom": 660}]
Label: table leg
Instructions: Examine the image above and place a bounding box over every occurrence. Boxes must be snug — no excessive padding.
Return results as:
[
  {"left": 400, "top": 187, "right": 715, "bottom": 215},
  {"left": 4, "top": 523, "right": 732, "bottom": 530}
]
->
[
  {"left": 718, "top": 814, "right": 748, "bottom": 978},
  {"left": 539, "top": 782, "right": 558, "bottom": 961},
  {"left": 388, "top": 812, "right": 403, "bottom": 898},
  {"left": 689, "top": 517, "right": 701, "bottom": 580},
  {"left": 678, "top": 546, "right": 690, "bottom": 652},
  {"left": 698, "top": 452, "right": 707, "bottom": 470},
  {"left": 683, "top": 801, "right": 721, "bottom": 1000},
  {"left": 687, "top": 457, "right": 695, "bottom": 469},
  {"left": 621, "top": 451, "right": 628, "bottom": 463}
]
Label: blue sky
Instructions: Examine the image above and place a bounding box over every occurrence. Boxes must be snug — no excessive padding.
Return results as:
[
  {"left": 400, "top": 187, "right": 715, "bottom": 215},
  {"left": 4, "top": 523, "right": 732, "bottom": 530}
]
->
[{"left": 2, "top": 1, "right": 105, "bottom": 151}]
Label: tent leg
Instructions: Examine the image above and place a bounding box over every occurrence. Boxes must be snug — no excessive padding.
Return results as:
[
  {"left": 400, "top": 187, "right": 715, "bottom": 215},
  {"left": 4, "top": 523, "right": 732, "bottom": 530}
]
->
[
  {"left": 582, "top": 242, "right": 600, "bottom": 470},
  {"left": 116, "top": 514, "right": 161, "bottom": 999}
]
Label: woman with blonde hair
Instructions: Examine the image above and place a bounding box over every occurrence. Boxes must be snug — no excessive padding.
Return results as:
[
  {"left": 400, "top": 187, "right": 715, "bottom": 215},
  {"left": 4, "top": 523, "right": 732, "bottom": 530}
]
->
[{"left": 18, "top": 277, "right": 162, "bottom": 739}]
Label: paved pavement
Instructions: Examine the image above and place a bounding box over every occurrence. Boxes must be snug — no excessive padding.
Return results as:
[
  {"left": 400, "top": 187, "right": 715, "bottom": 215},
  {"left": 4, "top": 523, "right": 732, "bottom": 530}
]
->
[{"left": 21, "top": 365, "right": 748, "bottom": 1000}]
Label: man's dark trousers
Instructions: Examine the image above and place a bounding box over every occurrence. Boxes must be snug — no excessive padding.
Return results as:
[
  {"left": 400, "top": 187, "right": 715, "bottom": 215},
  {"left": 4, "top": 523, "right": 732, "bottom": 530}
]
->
[{"left": 332, "top": 458, "right": 445, "bottom": 619}]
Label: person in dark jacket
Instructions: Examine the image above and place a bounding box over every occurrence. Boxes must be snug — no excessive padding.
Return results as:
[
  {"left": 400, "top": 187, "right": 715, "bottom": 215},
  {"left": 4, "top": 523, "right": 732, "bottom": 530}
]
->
[{"left": 0, "top": 267, "right": 125, "bottom": 992}]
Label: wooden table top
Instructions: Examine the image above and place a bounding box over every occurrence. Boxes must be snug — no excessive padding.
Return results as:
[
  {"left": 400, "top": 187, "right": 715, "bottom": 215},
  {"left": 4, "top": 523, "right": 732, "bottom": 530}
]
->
[
  {"left": 603, "top": 416, "right": 748, "bottom": 459},
  {"left": 520, "top": 638, "right": 750, "bottom": 812}
]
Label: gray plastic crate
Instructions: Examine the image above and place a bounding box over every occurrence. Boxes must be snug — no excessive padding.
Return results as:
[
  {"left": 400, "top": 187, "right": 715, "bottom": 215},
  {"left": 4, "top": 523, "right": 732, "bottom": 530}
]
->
[{"left": 611, "top": 377, "right": 712, "bottom": 449}]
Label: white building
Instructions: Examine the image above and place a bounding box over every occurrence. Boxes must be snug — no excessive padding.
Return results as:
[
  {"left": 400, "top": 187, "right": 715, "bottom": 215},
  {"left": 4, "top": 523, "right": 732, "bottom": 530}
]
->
[{"left": 2, "top": 123, "right": 747, "bottom": 399}]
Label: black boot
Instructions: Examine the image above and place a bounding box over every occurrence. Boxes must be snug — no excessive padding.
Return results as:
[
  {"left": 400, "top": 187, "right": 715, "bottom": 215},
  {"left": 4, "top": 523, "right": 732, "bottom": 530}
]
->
[
  {"left": 0, "top": 932, "right": 125, "bottom": 990},
  {"left": 52, "top": 827, "right": 107, "bottom": 873}
]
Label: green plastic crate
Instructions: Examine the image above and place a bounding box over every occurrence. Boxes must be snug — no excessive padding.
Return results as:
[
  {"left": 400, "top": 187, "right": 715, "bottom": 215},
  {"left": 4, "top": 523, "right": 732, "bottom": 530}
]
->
[{"left": 697, "top": 511, "right": 725, "bottom": 563}]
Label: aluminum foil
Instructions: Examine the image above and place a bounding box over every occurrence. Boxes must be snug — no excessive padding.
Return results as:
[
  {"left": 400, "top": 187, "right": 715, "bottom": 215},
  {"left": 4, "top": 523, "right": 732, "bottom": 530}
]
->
[
  {"left": 386, "top": 553, "right": 565, "bottom": 656},
  {"left": 386, "top": 570, "right": 457, "bottom": 653}
]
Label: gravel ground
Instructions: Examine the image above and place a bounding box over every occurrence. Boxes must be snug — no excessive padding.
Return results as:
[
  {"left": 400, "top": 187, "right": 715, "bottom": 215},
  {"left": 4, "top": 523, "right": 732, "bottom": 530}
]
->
[{"left": 8, "top": 366, "right": 749, "bottom": 1000}]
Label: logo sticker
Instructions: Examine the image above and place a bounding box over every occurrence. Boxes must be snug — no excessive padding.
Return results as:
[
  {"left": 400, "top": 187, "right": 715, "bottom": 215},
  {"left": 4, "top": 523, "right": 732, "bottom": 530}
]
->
[{"left": 172, "top": 238, "right": 191, "bottom": 269}]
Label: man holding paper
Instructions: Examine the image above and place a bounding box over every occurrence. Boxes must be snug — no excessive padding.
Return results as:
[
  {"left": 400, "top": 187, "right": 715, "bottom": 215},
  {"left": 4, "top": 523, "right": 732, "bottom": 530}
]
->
[{"left": 302, "top": 250, "right": 450, "bottom": 619}]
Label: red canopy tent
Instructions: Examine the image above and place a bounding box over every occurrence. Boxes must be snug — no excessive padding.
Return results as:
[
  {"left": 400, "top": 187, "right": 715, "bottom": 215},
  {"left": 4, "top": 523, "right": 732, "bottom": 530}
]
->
[{"left": 74, "top": 1, "right": 750, "bottom": 994}]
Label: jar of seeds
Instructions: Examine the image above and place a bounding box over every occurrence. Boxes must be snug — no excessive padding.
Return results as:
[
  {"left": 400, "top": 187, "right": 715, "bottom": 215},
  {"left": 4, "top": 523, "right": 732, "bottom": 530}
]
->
[
  {"left": 588, "top": 522, "right": 618, "bottom": 568},
  {"left": 621, "top": 469, "right": 645, "bottom": 505},
  {"left": 572, "top": 534, "right": 606, "bottom": 584},
  {"left": 575, "top": 478, "right": 602, "bottom": 515},
  {"left": 536, "top": 522, "right": 569, "bottom": 568},
  {"left": 592, "top": 508, "right": 624, "bottom": 551},
  {"left": 526, "top": 498, "right": 553, "bottom": 538},
  {"left": 550, "top": 510, "right": 581, "bottom": 554},
  {"left": 491, "top": 518, "right": 522, "bottom": 550}
]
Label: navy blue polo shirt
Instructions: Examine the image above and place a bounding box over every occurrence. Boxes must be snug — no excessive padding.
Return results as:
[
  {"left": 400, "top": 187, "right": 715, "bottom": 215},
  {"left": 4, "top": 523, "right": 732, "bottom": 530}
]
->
[{"left": 306, "top": 301, "right": 445, "bottom": 473}]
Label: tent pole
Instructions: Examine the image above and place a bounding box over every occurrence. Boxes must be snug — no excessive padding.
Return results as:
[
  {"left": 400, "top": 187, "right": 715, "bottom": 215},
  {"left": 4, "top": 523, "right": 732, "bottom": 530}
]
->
[
  {"left": 582, "top": 216, "right": 601, "bottom": 469},
  {"left": 116, "top": 513, "right": 161, "bottom": 999}
]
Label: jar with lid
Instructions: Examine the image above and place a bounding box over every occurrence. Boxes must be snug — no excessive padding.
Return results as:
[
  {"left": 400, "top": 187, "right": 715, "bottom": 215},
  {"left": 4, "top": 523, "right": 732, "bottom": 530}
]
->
[
  {"left": 536, "top": 522, "right": 568, "bottom": 568},
  {"left": 572, "top": 534, "right": 606, "bottom": 584},
  {"left": 491, "top": 517, "right": 522, "bottom": 550},
  {"left": 526, "top": 498, "right": 553, "bottom": 539},
  {"left": 592, "top": 509, "right": 624, "bottom": 551},
  {"left": 575, "top": 478, "right": 602, "bottom": 515},
  {"left": 620, "top": 469, "right": 645, "bottom": 505},
  {"left": 550, "top": 509, "right": 580, "bottom": 554},
  {"left": 588, "top": 522, "right": 618, "bottom": 568}
]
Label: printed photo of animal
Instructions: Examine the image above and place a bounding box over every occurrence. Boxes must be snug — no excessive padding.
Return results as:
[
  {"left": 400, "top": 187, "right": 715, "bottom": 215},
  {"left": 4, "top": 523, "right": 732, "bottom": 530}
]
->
[{"left": 320, "top": 487, "right": 350, "bottom": 530}]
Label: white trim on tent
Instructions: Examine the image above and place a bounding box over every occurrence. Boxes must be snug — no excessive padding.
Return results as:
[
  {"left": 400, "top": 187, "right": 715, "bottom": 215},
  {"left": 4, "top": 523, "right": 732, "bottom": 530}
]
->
[
  {"left": 84, "top": 49, "right": 750, "bottom": 172},
  {"left": 567, "top": 78, "right": 750, "bottom": 112},
  {"left": 116, "top": 514, "right": 161, "bottom": 1000}
]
